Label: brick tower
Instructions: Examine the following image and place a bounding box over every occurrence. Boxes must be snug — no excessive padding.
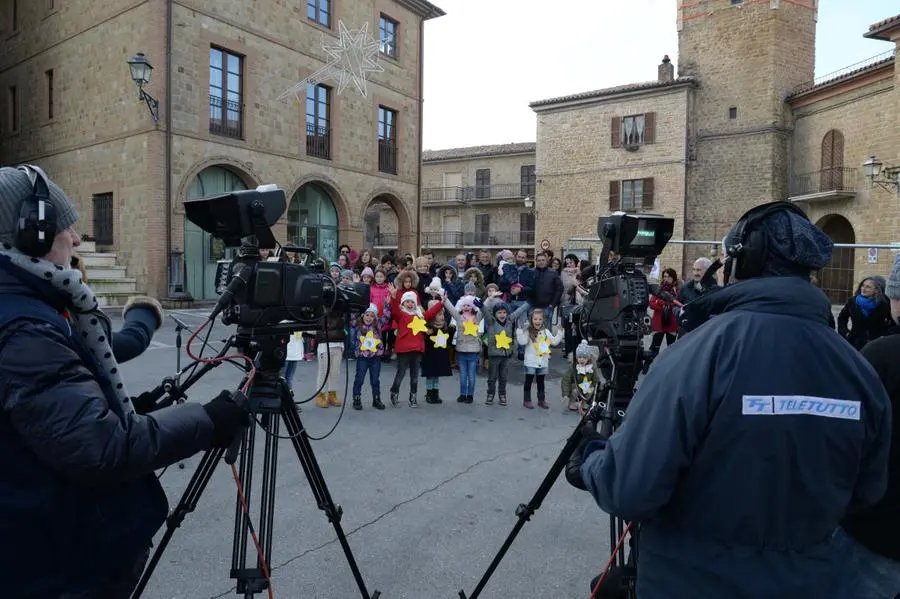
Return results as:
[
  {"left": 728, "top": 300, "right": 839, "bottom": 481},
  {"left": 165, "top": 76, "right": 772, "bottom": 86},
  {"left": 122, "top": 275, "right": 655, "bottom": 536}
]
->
[{"left": 677, "top": 0, "right": 817, "bottom": 255}]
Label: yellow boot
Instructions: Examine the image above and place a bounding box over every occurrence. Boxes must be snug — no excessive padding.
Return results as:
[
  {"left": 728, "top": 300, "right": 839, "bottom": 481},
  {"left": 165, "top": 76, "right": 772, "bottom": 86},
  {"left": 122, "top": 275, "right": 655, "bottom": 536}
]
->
[
  {"left": 316, "top": 393, "right": 328, "bottom": 408},
  {"left": 327, "top": 391, "right": 342, "bottom": 407}
]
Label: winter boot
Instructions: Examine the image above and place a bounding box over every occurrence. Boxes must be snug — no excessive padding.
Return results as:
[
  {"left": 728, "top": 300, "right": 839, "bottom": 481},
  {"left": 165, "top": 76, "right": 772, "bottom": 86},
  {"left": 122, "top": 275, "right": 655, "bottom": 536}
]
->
[
  {"left": 327, "top": 391, "right": 342, "bottom": 407},
  {"left": 457, "top": 394, "right": 465, "bottom": 403},
  {"left": 372, "top": 395, "right": 386, "bottom": 410},
  {"left": 499, "top": 394, "right": 508, "bottom": 407},
  {"left": 523, "top": 390, "right": 533, "bottom": 409},
  {"left": 409, "top": 392, "right": 419, "bottom": 408},
  {"left": 432, "top": 390, "right": 443, "bottom": 404},
  {"left": 352, "top": 395, "right": 363, "bottom": 411},
  {"left": 486, "top": 393, "right": 495, "bottom": 406},
  {"left": 390, "top": 391, "right": 400, "bottom": 407},
  {"left": 537, "top": 391, "right": 549, "bottom": 410},
  {"left": 316, "top": 393, "right": 328, "bottom": 408},
  {"left": 464, "top": 395, "right": 474, "bottom": 404},
  {"left": 425, "top": 389, "right": 440, "bottom": 404}
]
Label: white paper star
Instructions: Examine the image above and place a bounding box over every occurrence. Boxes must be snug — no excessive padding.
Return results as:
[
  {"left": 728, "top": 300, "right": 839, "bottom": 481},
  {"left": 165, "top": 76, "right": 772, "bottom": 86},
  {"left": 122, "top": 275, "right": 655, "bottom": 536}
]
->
[{"left": 278, "top": 21, "right": 385, "bottom": 101}]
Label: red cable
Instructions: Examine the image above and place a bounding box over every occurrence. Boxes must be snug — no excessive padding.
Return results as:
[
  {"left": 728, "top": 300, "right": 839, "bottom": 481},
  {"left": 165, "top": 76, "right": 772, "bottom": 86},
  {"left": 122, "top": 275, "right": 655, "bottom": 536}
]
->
[
  {"left": 231, "top": 463, "right": 275, "bottom": 599},
  {"left": 589, "top": 522, "right": 632, "bottom": 599}
]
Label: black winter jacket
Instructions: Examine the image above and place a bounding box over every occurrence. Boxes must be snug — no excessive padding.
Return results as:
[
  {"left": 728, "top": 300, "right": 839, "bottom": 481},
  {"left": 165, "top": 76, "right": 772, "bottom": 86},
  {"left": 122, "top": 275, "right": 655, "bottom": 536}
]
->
[
  {"left": 530, "top": 266, "right": 563, "bottom": 309},
  {"left": 837, "top": 295, "right": 893, "bottom": 350},
  {"left": 0, "top": 262, "right": 214, "bottom": 598}
]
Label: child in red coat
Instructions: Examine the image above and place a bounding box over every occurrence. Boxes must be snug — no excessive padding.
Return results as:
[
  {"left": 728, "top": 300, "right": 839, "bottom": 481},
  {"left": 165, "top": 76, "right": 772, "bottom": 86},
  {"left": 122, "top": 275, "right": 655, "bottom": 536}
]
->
[{"left": 388, "top": 282, "right": 445, "bottom": 408}]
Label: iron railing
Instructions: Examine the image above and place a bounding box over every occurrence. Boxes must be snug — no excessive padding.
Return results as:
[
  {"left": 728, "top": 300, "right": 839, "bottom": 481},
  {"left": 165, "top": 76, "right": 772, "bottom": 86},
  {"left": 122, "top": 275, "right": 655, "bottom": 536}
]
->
[
  {"left": 209, "top": 94, "right": 243, "bottom": 138},
  {"left": 789, "top": 167, "right": 857, "bottom": 197},
  {"left": 92, "top": 193, "right": 114, "bottom": 246},
  {"left": 378, "top": 139, "right": 398, "bottom": 174},
  {"left": 422, "top": 230, "right": 535, "bottom": 247},
  {"left": 306, "top": 123, "right": 331, "bottom": 159},
  {"left": 373, "top": 232, "right": 399, "bottom": 246},
  {"left": 422, "top": 183, "right": 536, "bottom": 203}
]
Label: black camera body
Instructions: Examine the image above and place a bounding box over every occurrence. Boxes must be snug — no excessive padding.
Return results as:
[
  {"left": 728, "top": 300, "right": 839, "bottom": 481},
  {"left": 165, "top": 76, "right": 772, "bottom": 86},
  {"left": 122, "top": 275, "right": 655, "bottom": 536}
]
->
[{"left": 185, "top": 185, "right": 370, "bottom": 334}]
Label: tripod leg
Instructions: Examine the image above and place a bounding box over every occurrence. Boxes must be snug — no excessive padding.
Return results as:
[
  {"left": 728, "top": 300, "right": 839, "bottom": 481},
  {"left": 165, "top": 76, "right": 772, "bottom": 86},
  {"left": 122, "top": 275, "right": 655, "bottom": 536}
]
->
[
  {"left": 130, "top": 447, "right": 225, "bottom": 599},
  {"left": 278, "top": 382, "right": 380, "bottom": 599},
  {"left": 459, "top": 416, "right": 588, "bottom": 599}
]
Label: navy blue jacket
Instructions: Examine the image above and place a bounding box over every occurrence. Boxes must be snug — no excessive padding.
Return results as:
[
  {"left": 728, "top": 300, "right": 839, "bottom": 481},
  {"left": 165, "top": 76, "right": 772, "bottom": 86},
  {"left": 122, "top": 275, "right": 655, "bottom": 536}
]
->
[
  {"left": 581, "top": 276, "right": 891, "bottom": 599},
  {"left": 0, "top": 261, "right": 214, "bottom": 598}
]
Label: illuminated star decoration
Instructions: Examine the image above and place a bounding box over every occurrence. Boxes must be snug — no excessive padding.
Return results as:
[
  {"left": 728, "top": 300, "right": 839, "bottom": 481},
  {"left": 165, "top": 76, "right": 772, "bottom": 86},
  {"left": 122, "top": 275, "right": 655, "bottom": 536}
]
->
[
  {"left": 463, "top": 319, "right": 480, "bottom": 337},
  {"left": 578, "top": 376, "right": 594, "bottom": 396},
  {"left": 495, "top": 330, "right": 513, "bottom": 350},
  {"left": 430, "top": 329, "right": 449, "bottom": 348},
  {"left": 277, "top": 21, "right": 385, "bottom": 102},
  {"left": 408, "top": 316, "right": 428, "bottom": 336},
  {"left": 533, "top": 334, "right": 552, "bottom": 358},
  {"left": 359, "top": 331, "right": 381, "bottom": 353}
]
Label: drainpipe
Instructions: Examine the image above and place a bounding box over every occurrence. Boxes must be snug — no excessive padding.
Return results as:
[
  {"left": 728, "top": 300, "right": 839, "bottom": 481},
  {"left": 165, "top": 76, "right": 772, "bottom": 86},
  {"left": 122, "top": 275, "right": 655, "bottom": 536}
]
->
[
  {"left": 416, "top": 18, "right": 424, "bottom": 255},
  {"left": 164, "top": 0, "right": 174, "bottom": 297}
]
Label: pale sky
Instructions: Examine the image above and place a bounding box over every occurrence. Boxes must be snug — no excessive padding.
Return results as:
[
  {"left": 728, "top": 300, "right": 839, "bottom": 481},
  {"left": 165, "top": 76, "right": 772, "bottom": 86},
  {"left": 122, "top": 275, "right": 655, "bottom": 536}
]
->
[{"left": 421, "top": 0, "right": 898, "bottom": 151}]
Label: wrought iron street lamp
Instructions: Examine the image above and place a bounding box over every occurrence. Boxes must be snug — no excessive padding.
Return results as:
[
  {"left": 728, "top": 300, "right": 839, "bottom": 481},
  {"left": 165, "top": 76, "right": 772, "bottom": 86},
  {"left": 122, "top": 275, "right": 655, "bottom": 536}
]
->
[
  {"left": 863, "top": 155, "right": 900, "bottom": 196},
  {"left": 127, "top": 52, "right": 160, "bottom": 123},
  {"left": 523, "top": 195, "right": 534, "bottom": 209}
]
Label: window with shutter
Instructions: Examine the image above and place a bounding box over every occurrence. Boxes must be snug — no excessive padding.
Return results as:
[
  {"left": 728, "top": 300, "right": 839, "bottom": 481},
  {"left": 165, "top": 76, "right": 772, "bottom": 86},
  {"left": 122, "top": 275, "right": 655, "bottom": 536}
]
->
[
  {"left": 611, "top": 117, "right": 621, "bottom": 148},
  {"left": 820, "top": 130, "right": 844, "bottom": 191},
  {"left": 621, "top": 179, "right": 646, "bottom": 211},
  {"left": 475, "top": 169, "right": 491, "bottom": 199},
  {"left": 643, "top": 112, "right": 656, "bottom": 144},
  {"left": 520, "top": 165, "right": 536, "bottom": 196},
  {"left": 475, "top": 213, "right": 490, "bottom": 245},
  {"left": 621, "top": 114, "right": 646, "bottom": 146},
  {"left": 519, "top": 212, "right": 535, "bottom": 245},
  {"left": 609, "top": 180, "right": 620, "bottom": 211},
  {"left": 643, "top": 178, "right": 654, "bottom": 209}
]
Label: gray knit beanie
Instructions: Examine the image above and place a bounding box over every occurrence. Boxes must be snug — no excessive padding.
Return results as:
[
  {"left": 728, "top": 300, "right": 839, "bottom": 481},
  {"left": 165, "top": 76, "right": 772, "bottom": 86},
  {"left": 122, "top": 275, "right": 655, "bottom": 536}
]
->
[
  {"left": 0, "top": 166, "right": 79, "bottom": 246},
  {"left": 885, "top": 254, "right": 900, "bottom": 300}
]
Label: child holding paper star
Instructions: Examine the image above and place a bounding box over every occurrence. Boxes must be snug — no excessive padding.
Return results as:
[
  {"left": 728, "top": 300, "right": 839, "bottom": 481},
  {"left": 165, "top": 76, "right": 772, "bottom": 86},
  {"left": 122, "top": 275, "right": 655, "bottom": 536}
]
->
[
  {"left": 443, "top": 294, "right": 484, "bottom": 404},
  {"left": 349, "top": 302, "right": 392, "bottom": 411},
  {"left": 560, "top": 340, "right": 605, "bottom": 414},
  {"left": 422, "top": 299, "right": 454, "bottom": 404},
  {"left": 388, "top": 282, "right": 445, "bottom": 408},
  {"left": 482, "top": 289, "right": 530, "bottom": 407},
  {"left": 516, "top": 308, "right": 564, "bottom": 410}
]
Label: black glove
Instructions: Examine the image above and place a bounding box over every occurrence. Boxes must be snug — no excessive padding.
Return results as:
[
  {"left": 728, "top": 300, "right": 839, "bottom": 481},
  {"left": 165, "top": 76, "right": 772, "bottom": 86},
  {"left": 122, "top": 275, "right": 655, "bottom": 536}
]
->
[
  {"left": 203, "top": 390, "right": 251, "bottom": 449},
  {"left": 565, "top": 423, "right": 608, "bottom": 491},
  {"left": 131, "top": 391, "right": 160, "bottom": 415}
]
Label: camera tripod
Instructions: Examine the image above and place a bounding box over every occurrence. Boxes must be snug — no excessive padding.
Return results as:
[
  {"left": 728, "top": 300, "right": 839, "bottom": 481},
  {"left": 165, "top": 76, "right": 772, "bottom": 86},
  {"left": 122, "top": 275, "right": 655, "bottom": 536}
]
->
[
  {"left": 130, "top": 333, "right": 380, "bottom": 599},
  {"left": 459, "top": 346, "right": 637, "bottom": 599}
]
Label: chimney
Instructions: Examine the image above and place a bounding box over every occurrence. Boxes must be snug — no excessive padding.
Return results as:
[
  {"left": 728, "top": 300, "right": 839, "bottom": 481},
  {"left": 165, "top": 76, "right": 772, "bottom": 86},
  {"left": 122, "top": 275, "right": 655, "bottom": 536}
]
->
[{"left": 658, "top": 55, "right": 674, "bottom": 83}]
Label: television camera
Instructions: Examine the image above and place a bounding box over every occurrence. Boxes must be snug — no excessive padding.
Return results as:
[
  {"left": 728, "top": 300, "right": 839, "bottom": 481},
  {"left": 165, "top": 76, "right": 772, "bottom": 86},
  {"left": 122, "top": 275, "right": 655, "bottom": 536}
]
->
[
  {"left": 131, "top": 185, "right": 380, "bottom": 599},
  {"left": 460, "top": 212, "right": 674, "bottom": 599}
]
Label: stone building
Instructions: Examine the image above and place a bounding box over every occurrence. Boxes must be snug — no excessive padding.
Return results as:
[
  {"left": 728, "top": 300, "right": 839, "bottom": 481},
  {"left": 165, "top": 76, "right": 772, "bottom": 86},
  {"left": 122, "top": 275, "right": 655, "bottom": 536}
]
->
[
  {"left": 530, "top": 0, "right": 899, "bottom": 303},
  {"left": 0, "top": 0, "right": 444, "bottom": 302},
  {"left": 417, "top": 143, "right": 537, "bottom": 263}
]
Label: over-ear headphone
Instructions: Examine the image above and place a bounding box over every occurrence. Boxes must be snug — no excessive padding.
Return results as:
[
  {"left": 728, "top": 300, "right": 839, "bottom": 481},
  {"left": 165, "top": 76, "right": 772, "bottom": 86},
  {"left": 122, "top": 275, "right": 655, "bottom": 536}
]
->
[
  {"left": 723, "top": 201, "right": 810, "bottom": 281},
  {"left": 15, "top": 164, "right": 58, "bottom": 257}
]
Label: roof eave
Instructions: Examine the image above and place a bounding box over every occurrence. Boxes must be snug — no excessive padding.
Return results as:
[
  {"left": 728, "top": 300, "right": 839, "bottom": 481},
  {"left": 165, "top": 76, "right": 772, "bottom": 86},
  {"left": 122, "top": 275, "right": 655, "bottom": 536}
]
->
[
  {"left": 787, "top": 58, "right": 894, "bottom": 102},
  {"left": 530, "top": 79, "right": 698, "bottom": 112},
  {"left": 395, "top": 0, "right": 446, "bottom": 20},
  {"left": 422, "top": 149, "right": 537, "bottom": 163},
  {"left": 864, "top": 15, "right": 900, "bottom": 41}
]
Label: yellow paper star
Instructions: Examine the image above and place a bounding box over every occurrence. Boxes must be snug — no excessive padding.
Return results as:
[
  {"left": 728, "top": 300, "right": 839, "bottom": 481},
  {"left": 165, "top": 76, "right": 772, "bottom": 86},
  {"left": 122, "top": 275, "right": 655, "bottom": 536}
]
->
[
  {"left": 462, "top": 319, "right": 480, "bottom": 337},
  {"left": 495, "top": 329, "right": 513, "bottom": 350},
  {"left": 578, "top": 376, "right": 593, "bottom": 396},
  {"left": 430, "top": 329, "right": 449, "bottom": 348},
  {"left": 408, "top": 316, "right": 428, "bottom": 336},
  {"left": 533, "top": 334, "right": 552, "bottom": 357},
  {"left": 359, "top": 331, "right": 381, "bottom": 353}
]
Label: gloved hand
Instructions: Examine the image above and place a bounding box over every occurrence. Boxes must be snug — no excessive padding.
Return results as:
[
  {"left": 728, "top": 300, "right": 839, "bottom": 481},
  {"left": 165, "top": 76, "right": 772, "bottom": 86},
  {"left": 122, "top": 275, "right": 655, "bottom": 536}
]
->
[
  {"left": 131, "top": 390, "right": 160, "bottom": 415},
  {"left": 203, "top": 390, "right": 251, "bottom": 449},
  {"left": 123, "top": 295, "right": 165, "bottom": 331},
  {"left": 565, "top": 423, "right": 608, "bottom": 491}
]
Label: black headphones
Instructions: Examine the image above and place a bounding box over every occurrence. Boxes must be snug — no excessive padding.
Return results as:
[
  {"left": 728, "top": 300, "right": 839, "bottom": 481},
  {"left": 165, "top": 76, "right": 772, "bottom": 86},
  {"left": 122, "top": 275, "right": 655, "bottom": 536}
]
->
[
  {"left": 15, "top": 164, "right": 58, "bottom": 257},
  {"left": 723, "top": 201, "right": 810, "bottom": 282}
]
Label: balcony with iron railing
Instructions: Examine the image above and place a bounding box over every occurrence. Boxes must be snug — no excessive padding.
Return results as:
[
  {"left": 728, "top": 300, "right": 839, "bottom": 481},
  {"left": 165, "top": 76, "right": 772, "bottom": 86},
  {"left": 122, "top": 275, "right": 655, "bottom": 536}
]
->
[
  {"left": 422, "top": 230, "right": 536, "bottom": 248},
  {"left": 379, "top": 139, "right": 398, "bottom": 175},
  {"left": 209, "top": 94, "right": 243, "bottom": 138},
  {"left": 788, "top": 166, "right": 857, "bottom": 203},
  {"left": 373, "top": 232, "right": 399, "bottom": 248},
  {"left": 422, "top": 183, "right": 536, "bottom": 204},
  {"left": 306, "top": 123, "right": 331, "bottom": 160}
]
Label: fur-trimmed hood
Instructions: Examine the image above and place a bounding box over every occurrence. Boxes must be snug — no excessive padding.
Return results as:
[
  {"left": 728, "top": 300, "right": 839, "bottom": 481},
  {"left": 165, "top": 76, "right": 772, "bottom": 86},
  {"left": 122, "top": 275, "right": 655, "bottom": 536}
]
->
[
  {"left": 464, "top": 267, "right": 485, "bottom": 286},
  {"left": 439, "top": 264, "right": 458, "bottom": 281},
  {"left": 394, "top": 269, "right": 419, "bottom": 290}
]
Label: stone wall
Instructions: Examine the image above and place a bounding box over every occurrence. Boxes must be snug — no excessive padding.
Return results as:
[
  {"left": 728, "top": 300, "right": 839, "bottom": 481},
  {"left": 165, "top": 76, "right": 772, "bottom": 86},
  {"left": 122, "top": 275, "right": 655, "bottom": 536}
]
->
[
  {"left": 422, "top": 152, "right": 536, "bottom": 189},
  {"left": 534, "top": 86, "right": 691, "bottom": 279}
]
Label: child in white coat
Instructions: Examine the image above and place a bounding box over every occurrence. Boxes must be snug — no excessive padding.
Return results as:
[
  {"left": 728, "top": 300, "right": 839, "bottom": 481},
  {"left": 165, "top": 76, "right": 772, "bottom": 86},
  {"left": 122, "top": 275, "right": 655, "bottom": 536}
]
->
[{"left": 515, "top": 308, "right": 563, "bottom": 409}]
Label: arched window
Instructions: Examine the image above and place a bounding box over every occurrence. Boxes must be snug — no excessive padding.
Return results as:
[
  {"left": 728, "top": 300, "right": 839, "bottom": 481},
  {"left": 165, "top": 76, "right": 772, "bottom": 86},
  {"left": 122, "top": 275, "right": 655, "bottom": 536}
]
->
[
  {"left": 820, "top": 129, "right": 845, "bottom": 191},
  {"left": 287, "top": 183, "right": 340, "bottom": 262}
]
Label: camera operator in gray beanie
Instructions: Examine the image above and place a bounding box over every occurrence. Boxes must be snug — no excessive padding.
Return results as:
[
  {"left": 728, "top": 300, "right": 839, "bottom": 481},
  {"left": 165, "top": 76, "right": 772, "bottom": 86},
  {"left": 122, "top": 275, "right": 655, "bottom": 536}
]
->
[
  {"left": 834, "top": 252, "right": 900, "bottom": 597},
  {"left": 0, "top": 165, "right": 249, "bottom": 598},
  {"left": 565, "top": 202, "right": 890, "bottom": 599}
]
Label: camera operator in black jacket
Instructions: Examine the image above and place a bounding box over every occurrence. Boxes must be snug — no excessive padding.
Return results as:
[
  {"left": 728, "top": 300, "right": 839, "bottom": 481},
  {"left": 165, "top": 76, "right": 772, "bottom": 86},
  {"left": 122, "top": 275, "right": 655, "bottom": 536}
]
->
[{"left": 0, "top": 165, "right": 249, "bottom": 599}]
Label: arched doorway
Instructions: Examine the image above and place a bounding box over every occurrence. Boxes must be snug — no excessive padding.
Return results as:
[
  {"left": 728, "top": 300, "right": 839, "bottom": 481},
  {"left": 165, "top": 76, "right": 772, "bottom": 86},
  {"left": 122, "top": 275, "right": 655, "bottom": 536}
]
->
[
  {"left": 364, "top": 194, "right": 401, "bottom": 255},
  {"left": 816, "top": 214, "right": 855, "bottom": 305},
  {"left": 287, "top": 182, "right": 339, "bottom": 263},
  {"left": 184, "top": 166, "right": 249, "bottom": 300}
]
